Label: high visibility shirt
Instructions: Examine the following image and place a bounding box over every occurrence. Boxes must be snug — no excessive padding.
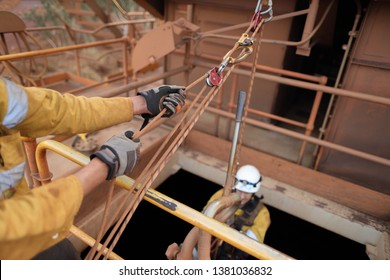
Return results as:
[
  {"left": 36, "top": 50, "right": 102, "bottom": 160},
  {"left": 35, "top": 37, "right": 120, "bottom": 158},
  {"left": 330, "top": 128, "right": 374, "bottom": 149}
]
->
[
  {"left": 205, "top": 189, "right": 271, "bottom": 243},
  {"left": 0, "top": 77, "right": 133, "bottom": 259}
]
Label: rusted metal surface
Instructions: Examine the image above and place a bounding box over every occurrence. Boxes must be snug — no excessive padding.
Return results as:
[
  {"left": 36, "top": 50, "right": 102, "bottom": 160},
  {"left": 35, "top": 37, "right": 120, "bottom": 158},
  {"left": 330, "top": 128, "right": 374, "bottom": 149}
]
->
[
  {"left": 21, "top": 137, "right": 41, "bottom": 187},
  {"left": 295, "top": 0, "right": 320, "bottom": 56},
  {"left": 317, "top": 1, "right": 390, "bottom": 195},
  {"left": 135, "top": 0, "right": 165, "bottom": 19},
  {"left": 0, "top": 11, "right": 25, "bottom": 33},
  {"left": 184, "top": 130, "right": 390, "bottom": 221},
  {"left": 60, "top": 0, "right": 123, "bottom": 38},
  {"left": 132, "top": 18, "right": 199, "bottom": 73},
  {"left": 4, "top": 0, "right": 390, "bottom": 259}
]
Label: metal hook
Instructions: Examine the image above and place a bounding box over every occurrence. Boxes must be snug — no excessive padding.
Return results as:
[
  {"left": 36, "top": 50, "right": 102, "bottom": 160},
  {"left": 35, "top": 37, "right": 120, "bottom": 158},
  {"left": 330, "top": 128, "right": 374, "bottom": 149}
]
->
[
  {"left": 251, "top": 0, "right": 273, "bottom": 31},
  {"left": 223, "top": 34, "right": 254, "bottom": 64},
  {"left": 217, "top": 57, "right": 231, "bottom": 75},
  {"left": 260, "top": 0, "right": 273, "bottom": 23}
]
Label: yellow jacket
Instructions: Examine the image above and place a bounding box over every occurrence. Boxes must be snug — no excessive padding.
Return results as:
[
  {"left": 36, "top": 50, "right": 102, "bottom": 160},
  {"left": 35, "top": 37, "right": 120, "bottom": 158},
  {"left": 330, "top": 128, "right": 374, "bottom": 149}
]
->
[
  {"left": 0, "top": 77, "right": 133, "bottom": 259},
  {"left": 205, "top": 189, "right": 271, "bottom": 243}
]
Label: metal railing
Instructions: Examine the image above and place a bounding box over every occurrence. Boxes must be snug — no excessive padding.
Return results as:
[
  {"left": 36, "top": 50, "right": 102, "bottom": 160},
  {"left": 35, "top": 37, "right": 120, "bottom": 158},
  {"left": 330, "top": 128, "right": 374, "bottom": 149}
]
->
[
  {"left": 1, "top": 17, "right": 155, "bottom": 88},
  {"left": 29, "top": 139, "right": 293, "bottom": 260},
  {"left": 186, "top": 57, "right": 390, "bottom": 169}
]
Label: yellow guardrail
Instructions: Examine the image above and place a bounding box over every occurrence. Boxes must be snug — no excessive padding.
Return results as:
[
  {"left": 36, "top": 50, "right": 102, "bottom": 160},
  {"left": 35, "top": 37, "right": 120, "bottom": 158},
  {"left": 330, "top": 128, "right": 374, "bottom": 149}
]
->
[{"left": 34, "top": 139, "right": 293, "bottom": 260}]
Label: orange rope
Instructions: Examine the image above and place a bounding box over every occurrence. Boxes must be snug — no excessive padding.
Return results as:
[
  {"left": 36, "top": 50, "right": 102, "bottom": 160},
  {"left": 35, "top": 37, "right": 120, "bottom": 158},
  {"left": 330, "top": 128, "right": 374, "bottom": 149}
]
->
[
  {"left": 89, "top": 13, "right": 268, "bottom": 260},
  {"left": 84, "top": 179, "right": 116, "bottom": 260},
  {"left": 226, "top": 19, "right": 266, "bottom": 195}
]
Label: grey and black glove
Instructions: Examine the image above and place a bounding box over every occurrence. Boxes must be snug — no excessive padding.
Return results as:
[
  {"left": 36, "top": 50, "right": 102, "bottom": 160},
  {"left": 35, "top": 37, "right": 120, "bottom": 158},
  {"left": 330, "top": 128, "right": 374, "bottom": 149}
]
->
[
  {"left": 90, "top": 130, "right": 141, "bottom": 180},
  {"left": 137, "top": 85, "right": 186, "bottom": 118}
]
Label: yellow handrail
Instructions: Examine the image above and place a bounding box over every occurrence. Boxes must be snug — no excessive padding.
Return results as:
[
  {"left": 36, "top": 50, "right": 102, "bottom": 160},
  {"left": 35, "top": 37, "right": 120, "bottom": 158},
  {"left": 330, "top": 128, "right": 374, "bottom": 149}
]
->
[
  {"left": 70, "top": 226, "right": 123, "bottom": 260},
  {"left": 34, "top": 139, "right": 293, "bottom": 260}
]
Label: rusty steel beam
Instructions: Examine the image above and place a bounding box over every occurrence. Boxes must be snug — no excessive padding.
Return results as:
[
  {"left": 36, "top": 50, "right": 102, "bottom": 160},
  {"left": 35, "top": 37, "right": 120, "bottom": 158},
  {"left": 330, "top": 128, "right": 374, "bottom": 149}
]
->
[
  {"left": 192, "top": 59, "right": 390, "bottom": 106},
  {"left": 0, "top": 37, "right": 126, "bottom": 61},
  {"left": 97, "top": 65, "right": 191, "bottom": 98},
  {"left": 187, "top": 101, "right": 390, "bottom": 167}
]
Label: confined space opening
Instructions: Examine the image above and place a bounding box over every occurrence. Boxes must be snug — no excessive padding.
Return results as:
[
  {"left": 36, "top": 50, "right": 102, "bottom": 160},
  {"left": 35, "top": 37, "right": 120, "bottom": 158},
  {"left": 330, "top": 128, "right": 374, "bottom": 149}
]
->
[{"left": 84, "top": 169, "right": 369, "bottom": 260}]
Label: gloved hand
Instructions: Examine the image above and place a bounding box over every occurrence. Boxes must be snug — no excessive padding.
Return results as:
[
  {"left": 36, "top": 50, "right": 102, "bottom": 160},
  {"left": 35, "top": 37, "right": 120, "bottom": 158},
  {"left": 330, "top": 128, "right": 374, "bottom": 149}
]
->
[
  {"left": 90, "top": 130, "right": 141, "bottom": 180},
  {"left": 137, "top": 85, "right": 186, "bottom": 117}
]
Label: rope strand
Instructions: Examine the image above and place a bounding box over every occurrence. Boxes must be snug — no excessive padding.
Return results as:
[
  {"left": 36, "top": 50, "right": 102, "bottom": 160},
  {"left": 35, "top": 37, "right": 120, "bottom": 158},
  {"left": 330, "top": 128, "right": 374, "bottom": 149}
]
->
[{"left": 89, "top": 5, "right": 271, "bottom": 258}]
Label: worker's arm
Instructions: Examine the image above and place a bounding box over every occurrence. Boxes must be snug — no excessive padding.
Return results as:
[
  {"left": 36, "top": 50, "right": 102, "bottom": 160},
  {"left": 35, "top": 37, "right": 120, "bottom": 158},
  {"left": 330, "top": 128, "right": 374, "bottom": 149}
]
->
[
  {"left": 0, "top": 160, "right": 108, "bottom": 260},
  {"left": 0, "top": 175, "right": 84, "bottom": 260},
  {"left": 0, "top": 77, "right": 185, "bottom": 138},
  {"left": 0, "top": 130, "right": 140, "bottom": 260}
]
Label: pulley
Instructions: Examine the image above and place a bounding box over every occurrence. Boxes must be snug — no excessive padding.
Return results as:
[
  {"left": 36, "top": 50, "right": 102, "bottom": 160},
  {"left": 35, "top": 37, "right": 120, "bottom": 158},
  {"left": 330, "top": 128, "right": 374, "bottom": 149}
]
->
[{"left": 206, "top": 67, "right": 223, "bottom": 87}]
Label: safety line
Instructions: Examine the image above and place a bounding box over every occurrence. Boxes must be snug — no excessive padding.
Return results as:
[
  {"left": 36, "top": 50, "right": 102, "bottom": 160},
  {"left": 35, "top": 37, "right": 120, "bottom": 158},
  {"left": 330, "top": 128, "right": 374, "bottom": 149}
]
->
[{"left": 88, "top": 2, "right": 271, "bottom": 260}]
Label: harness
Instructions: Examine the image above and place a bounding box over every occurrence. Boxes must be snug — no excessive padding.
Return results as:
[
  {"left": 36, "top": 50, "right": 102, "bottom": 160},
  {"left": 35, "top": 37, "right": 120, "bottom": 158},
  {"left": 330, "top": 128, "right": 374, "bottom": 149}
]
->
[
  {"left": 233, "top": 195, "right": 264, "bottom": 231},
  {"left": 213, "top": 195, "right": 264, "bottom": 260}
]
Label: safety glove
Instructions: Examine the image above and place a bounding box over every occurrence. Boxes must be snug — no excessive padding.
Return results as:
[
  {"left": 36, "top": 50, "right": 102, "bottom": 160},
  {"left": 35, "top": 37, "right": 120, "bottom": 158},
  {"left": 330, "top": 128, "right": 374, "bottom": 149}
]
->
[
  {"left": 90, "top": 130, "right": 141, "bottom": 180},
  {"left": 137, "top": 85, "right": 186, "bottom": 128},
  {"left": 137, "top": 85, "right": 186, "bottom": 117}
]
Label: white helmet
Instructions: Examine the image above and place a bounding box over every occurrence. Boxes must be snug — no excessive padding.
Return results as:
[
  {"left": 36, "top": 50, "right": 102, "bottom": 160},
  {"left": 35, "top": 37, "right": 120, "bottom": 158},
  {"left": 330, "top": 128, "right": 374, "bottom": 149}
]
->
[{"left": 233, "top": 165, "right": 262, "bottom": 193}]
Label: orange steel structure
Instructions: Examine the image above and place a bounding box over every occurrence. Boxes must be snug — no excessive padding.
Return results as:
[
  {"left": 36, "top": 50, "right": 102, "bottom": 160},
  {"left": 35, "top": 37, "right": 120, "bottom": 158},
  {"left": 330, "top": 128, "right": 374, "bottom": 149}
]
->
[{"left": 1, "top": 0, "right": 389, "bottom": 259}]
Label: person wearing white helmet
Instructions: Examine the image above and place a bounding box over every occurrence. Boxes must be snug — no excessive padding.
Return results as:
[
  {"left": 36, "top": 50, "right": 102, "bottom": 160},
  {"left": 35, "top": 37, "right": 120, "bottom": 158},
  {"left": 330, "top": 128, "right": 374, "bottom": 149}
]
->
[{"left": 205, "top": 164, "right": 271, "bottom": 260}]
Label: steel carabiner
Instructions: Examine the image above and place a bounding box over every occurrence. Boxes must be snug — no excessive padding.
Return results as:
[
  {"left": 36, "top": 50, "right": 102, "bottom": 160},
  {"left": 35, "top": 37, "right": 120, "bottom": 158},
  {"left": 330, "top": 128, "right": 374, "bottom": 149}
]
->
[
  {"left": 251, "top": 0, "right": 263, "bottom": 32},
  {"left": 250, "top": 0, "right": 273, "bottom": 31},
  {"left": 260, "top": 0, "right": 273, "bottom": 23},
  {"left": 223, "top": 33, "right": 254, "bottom": 64}
]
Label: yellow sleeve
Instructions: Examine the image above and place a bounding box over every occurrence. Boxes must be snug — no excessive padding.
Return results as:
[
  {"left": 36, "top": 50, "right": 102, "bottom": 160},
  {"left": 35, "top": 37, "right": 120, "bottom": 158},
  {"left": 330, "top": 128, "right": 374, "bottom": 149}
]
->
[
  {"left": 243, "top": 206, "right": 271, "bottom": 243},
  {"left": 0, "top": 175, "right": 83, "bottom": 260},
  {"left": 15, "top": 85, "right": 133, "bottom": 138}
]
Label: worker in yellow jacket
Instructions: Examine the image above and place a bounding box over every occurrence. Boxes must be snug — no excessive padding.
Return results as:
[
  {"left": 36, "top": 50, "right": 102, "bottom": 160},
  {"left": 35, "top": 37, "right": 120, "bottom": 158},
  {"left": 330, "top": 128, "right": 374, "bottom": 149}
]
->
[
  {"left": 166, "top": 165, "right": 270, "bottom": 260},
  {"left": 0, "top": 76, "right": 185, "bottom": 259},
  {"left": 205, "top": 165, "right": 271, "bottom": 260}
]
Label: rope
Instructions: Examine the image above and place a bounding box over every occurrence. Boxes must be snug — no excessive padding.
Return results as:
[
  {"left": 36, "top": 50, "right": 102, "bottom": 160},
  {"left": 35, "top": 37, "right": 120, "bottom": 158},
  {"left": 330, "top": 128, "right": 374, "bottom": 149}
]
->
[
  {"left": 91, "top": 77, "right": 225, "bottom": 259},
  {"left": 229, "top": 20, "right": 265, "bottom": 193},
  {"left": 87, "top": 2, "right": 272, "bottom": 259},
  {"left": 96, "top": 82, "right": 218, "bottom": 260},
  {"left": 84, "top": 179, "right": 116, "bottom": 260},
  {"left": 111, "top": 0, "right": 128, "bottom": 17},
  {"left": 222, "top": 20, "right": 265, "bottom": 196}
]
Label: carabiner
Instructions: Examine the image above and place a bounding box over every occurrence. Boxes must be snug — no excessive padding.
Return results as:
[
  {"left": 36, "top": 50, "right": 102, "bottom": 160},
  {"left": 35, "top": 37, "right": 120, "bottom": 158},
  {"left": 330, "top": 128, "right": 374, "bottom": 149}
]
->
[
  {"left": 205, "top": 32, "right": 254, "bottom": 86},
  {"left": 228, "top": 47, "right": 253, "bottom": 64},
  {"left": 250, "top": 0, "right": 273, "bottom": 31},
  {"left": 251, "top": 0, "right": 263, "bottom": 32},
  {"left": 261, "top": 0, "right": 273, "bottom": 23},
  {"left": 223, "top": 34, "right": 254, "bottom": 64},
  {"left": 217, "top": 57, "right": 231, "bottom": 75}
]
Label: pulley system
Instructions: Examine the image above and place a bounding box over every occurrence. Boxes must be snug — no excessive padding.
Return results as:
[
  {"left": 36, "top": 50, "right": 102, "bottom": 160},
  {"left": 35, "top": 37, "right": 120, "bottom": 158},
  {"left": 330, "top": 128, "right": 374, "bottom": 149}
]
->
[
  {"left": 205, "top": 1, "right": 272, "bottom": 88},
  {"left": 84, "top": 0, "right": 274, "bottom": 260}
]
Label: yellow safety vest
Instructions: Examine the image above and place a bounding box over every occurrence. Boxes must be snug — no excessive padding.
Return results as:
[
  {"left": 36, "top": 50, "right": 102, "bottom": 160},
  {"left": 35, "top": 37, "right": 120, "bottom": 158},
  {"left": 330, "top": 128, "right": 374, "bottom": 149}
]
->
[{"left": 0, "top": 77, "right": 133, "bottom": 259}]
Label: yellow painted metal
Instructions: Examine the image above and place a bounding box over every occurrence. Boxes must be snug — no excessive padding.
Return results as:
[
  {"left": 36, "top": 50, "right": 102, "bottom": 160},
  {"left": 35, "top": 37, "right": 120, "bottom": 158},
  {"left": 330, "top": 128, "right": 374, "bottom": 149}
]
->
[
  {"left": 35, "top": 140, "right": 294, "bottom": 260},
  {"left": 35, "top": 140, "right": 89, "bottom": 184},
  {"left": 70, "top": 226, "right": 123, "bottom": 260}
]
